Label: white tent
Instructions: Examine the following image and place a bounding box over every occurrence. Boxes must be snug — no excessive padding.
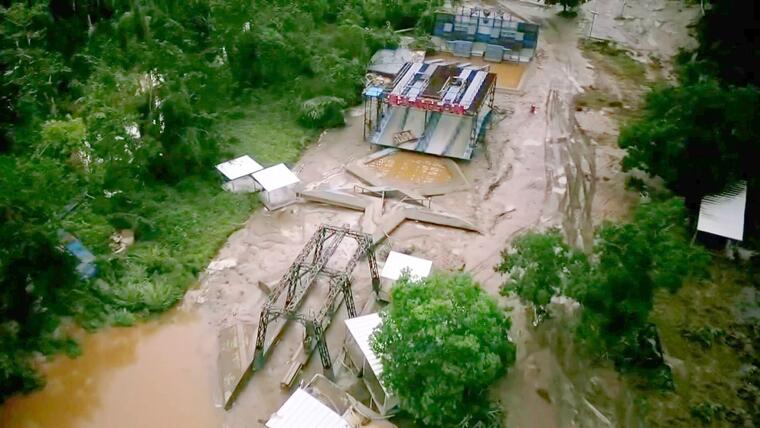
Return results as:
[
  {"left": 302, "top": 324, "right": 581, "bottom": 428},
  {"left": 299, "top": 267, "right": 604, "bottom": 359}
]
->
[
  {"left": 697, "top": 182, "right": 747, "bottom": 241},
  {"left": 252, "top": 163, "right": 301, "bottom": 210},
  {"left": 215, "top": 155, "right": 263, "bottom": 181},
  {"left": 380, "top": 251, "right": 432, "bottom": 281},
  {"left": 266, "top": 388, "right": 349, "bottom": 428},
  {"left": 344, "top": 313, "right": 398, "bottom": 415}
]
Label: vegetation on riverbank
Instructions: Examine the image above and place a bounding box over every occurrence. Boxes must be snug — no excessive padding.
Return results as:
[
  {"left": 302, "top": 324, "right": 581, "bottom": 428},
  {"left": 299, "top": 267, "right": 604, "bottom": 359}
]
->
[{"left": 0, "top": 0, "right": 439, "bottom": 401}]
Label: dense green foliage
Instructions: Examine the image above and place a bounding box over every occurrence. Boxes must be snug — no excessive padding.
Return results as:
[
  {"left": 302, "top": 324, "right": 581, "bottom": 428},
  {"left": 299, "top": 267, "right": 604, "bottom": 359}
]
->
[
  {"left": 0, "top": 0, "right": 439, "bottom": 401},
  {"left": 619, "top": 0, "right": 760, "bottom": 234},
  {"left": 499, "top": 199, "right": 709, "bottom": 374},
  {"left": 496, "top": 229, "right": 588, "bottom": 320},
  {"left": 372, "top": 273, "right": 516, "bottom": 427},
  {"left": 620, "top": 80, "right": 759, "bottom": 203}
]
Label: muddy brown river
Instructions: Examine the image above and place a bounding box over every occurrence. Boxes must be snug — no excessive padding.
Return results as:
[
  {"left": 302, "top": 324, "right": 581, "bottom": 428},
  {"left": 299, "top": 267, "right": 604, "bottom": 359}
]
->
[{"left": 1, "top": 310, "right": 224, "bottom": 428}]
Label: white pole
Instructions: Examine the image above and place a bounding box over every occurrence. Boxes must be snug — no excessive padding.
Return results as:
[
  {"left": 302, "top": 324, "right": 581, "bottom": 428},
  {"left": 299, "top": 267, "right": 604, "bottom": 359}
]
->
[
  {"left": 588, "top": 11, "right": 599, "bottom": 38},
  {"left": 618, "top": 1, "right": 627, "bottom": 18}
]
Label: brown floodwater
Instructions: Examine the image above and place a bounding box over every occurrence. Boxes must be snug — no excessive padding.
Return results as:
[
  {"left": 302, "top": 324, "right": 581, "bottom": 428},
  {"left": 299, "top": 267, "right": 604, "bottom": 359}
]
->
[
  {"left": 0, "top": 309, "right": 223, "bottom": 428},
  {"left": 428, "top": 53, "right": 527, "bottom": 90},
  {"left": 369, "top": 151, "right": 454, "bottom": 185}
]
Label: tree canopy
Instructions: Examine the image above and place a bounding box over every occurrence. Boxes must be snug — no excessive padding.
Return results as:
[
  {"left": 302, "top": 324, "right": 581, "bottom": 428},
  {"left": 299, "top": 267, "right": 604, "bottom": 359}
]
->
[
  {"left": 496, "top": 229, "right": 588, "bottom": 321},
  {"left": 372, "top": 273, "right": 516, "bottom": 427},
  {"left": 619, "top": 0, "right": 760, "bottom": 235},
  {"left": 619, "top": 80, "right": 760, "bottom": 203},
  {"left": 499, "top": 199, "right": 709, "bottom": 374}
]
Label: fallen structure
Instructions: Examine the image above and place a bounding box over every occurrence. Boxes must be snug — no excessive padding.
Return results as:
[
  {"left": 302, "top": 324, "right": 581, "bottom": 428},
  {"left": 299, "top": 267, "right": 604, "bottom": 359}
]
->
[
  {"left": 364, "top": 62, "right": 496, "bottom": 160},
  {"left": 221, "top": 225, "right": 379, "bottom": 409},
  {"left": 300, "top": 187, "right": 480, "bottom": 245},
  {"left": 267, "top": 374, "right": 397, "bottom": 428}
]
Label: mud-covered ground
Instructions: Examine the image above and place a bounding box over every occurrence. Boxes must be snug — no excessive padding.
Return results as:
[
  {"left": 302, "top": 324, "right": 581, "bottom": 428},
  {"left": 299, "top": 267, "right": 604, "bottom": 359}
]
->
[{"left": 2, "top": 1, "right": 713, "bottom": 428}]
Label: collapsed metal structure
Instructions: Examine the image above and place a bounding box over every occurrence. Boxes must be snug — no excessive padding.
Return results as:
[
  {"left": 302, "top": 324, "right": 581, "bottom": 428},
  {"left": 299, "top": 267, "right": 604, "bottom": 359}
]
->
[
  {"left": 364, "top": 62, "right": 497, "bottom": 160},
  {"left": 253, "top": 225, "right": 379, "bottom": 371}
]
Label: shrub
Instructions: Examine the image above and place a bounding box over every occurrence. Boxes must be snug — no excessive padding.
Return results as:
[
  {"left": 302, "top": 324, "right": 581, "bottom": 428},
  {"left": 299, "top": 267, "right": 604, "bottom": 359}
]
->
[
  {"left": 372, "top": 273, "right": 515, "bottom": 427},
  {"left": 298, "top": 96, "right": 347, "bottom": 128}
]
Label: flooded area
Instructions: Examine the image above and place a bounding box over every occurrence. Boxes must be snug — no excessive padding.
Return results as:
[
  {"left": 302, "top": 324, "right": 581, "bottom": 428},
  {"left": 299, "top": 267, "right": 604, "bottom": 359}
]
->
[
  {"left": 1, "top": 310, "right": 223, "bottom": 428},
  {"left": 0, "top": 0, "right": 702, "bottom": 427},
  {"left": 369, "top": 151, "right": 454, "bottom": 185},
  {"left": 429, "top": 53, "right": 528, "bottom": 90}
]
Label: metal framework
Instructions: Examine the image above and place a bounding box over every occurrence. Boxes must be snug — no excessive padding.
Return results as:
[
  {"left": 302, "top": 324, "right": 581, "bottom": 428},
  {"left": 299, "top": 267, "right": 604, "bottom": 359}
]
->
[{"left": 253, "top": 225, "right": 379, "bottom": 371}]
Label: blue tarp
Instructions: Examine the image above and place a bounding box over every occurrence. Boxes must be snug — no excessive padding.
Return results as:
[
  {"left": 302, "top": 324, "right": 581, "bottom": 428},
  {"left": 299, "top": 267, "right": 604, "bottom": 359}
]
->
[{"left": 63, "top": 236, "right": 97, "bottom": 278}]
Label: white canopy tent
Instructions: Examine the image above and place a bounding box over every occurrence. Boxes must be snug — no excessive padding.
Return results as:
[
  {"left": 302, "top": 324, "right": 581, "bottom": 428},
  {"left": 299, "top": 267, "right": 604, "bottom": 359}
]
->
[
  {"left": 215, "top": 155, "right": 263, "bottom": 181},
  {"left": 266, "top": 388, "right": 349, "bottom": 428},
  {"left": 252, "top": 163, "right": 301, "bottom": 210},
  {"left": 380, "top": 251, "right": 433, "bottom": 281},
  {"left": 697, "top": 182, "right": 747, "bottom": 241},
  {"left": 344, "top": 313, "right": 398, "bottom": 415}
]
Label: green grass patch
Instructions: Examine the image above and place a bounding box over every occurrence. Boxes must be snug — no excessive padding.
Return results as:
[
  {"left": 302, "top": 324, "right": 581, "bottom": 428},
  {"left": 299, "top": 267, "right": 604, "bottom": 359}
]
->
[
  {"left": 218, "top": 96, "right": 319, "bottom": 165},
  {"left": 641, "top": 261, "right": 757, "bottom": 427},
  {"left": 581, "top": 39, "right": 647, "bottom": 84}
]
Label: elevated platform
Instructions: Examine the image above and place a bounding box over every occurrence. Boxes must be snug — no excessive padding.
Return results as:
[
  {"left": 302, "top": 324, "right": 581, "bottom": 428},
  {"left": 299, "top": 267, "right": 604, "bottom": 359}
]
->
[
  {"left": 364, "top": 61, "right": 495, "bottom": 160},
  {"left": 371, "top": 105, "right": 491, "bottom": 159}
]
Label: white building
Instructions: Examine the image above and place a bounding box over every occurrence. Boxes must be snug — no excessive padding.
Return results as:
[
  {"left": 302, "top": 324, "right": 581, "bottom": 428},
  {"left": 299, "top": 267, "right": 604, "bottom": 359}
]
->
[
  {"left": 344, "top": 313, "right": 399, "bottom": 415},
  {"left": 252, "top": 163, "right": 301, "bottom": 210}
]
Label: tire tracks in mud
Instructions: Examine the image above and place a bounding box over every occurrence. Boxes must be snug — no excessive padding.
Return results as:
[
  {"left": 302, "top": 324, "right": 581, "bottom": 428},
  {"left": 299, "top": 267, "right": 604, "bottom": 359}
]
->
[{"left": 545, "top": 87, "right": 596, "bottom": 252}]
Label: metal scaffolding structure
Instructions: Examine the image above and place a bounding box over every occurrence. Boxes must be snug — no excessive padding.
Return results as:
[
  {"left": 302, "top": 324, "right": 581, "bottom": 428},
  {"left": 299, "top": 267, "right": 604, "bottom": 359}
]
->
[{"left": 253, "top": 225, "right": 379, "bottom": 372}]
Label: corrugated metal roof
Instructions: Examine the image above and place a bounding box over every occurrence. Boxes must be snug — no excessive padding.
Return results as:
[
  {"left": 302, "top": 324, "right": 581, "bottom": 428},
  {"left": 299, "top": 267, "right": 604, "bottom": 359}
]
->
[
  {"left": 380, "top": 251, "right": 432, "bottom": 281},
  {"left": 697, "top": 181, "right": 747, "bottom": 241},
  {"left": 252, "top": 163, "right": 300, "bottom": 192},
  {"left": 344, "top": 313, "right": 385, "bottom": 389},
  {"left": 266, "top": 388, "right": 349, "bottom": 428}
]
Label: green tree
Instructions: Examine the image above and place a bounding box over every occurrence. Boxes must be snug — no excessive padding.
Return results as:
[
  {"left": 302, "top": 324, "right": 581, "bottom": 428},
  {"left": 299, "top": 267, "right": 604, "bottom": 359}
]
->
[
  {"left": 372, "top": 273, "right": 516, "bottom": 427},
  {"left": 498, "top": 199, "right": 708, "bottom": 373},
  {"left": 619, "top": 80, "right": 760, "bottom": 204},
  {"left": 0, "top": 156, "right": 80, "bottom": 400},
  {"left": 546, "top": 0, "right": 584, "bottom": 14},
  {"left": 497, "top": 229, "right": 589, "bottom": 322}
]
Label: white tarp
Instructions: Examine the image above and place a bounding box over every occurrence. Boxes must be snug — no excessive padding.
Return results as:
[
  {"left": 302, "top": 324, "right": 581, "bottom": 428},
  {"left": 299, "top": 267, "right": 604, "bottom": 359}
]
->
[
  {"left": 697, "top": 181, "right": 747, "bottom": 241},
  {"left": 344, "top": 313, "right": 385, "bottom": 390},
  {"left": 216, "top": 155, "right": 263, "bottom": 181},
  {"left": 266, "top": 388, "right": 349, "bottom": 428},
  {"left": 380, "top": 251, "right": 432, "bottom": 281},
  {"left": 252, "top": 163, "right": 300, "bottom": 192}
]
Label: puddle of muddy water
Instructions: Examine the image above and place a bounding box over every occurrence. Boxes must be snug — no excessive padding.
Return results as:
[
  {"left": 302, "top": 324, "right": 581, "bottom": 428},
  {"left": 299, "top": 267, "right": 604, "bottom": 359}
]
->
[
  {"left": 428, "top": 53, "right": 527, "bottom": 90},
  {"left": 369, "top": 151, "right": 454, "bottom": 185},
  {"left": 0, "top": 309, "right": 223, "bottom": 428}
]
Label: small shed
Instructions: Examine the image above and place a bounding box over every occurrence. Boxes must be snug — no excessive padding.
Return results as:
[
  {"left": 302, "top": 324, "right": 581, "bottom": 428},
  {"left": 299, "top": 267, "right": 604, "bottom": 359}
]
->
[
  {"left": 697, "top": 181, "right": 747, "bottom": 241},
  {"left": 252, "top": 163, "right": 301, "bottom": 210},
  {"left": 380, "top": 251, "right": 433, "bottom": 281},
  {"left": 344, "top": 313, "right": 398, "bottom": 415},
  {"left": 216, "top": 155, "right": 263, "bottom": 193},
  {"left": 215, "top": 155, "right": 263, "bottom": 180},
  {"left": 266, "top": 388, "right": 349, "bottom": 428}
]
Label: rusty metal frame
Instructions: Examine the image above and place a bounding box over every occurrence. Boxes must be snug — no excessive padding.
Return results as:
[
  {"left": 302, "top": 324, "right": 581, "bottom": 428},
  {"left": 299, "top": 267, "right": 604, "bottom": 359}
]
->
[{"left": 252, "top": 225, "right": 379, "bottom": 372}]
